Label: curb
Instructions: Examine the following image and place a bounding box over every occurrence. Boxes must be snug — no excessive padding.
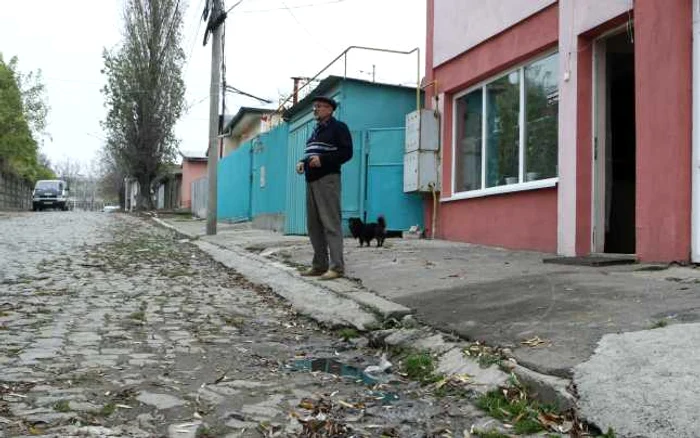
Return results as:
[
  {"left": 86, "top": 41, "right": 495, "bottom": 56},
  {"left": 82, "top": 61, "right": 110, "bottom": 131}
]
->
[
  {"left": 371, "top": 328, "right": 577, "bottom": 403},
  {"left": 150, "top": 217, "right": 580, "bottom": 422},
  {"left": 151, "top": 216, "right": 198, "bottom": 240},
  {"left": 151, "top": 217, "right": 412, "bottom": 322}
]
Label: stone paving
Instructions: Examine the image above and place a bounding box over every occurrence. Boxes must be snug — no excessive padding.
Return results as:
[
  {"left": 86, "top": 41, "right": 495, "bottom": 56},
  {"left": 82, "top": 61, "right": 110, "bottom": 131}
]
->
[{"left": 0, "top": 212, "right": 507, "bottom": 437}]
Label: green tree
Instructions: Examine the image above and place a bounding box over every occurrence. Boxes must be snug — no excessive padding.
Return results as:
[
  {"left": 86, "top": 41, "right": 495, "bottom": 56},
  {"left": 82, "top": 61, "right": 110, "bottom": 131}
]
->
[
  {"left": 0, "top": 54, "right": 53, "bottom": 182},
  {"left": 101, "top": 0, "right": 186, "bottom": 210}
]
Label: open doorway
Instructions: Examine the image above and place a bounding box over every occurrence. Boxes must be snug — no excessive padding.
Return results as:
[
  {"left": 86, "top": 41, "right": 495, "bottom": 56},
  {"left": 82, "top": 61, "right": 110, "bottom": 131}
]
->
[{"left": 593, "top": 30, "right": 636, "bottom": 254}]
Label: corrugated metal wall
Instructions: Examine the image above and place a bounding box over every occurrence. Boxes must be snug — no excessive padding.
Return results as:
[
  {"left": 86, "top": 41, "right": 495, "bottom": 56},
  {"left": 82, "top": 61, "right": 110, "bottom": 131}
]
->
[
  {"left": 218, "top": 142, "right": 251, "bottom": 222},
  {"left": 217, "top": 80, "right": 426, "bottom": 235},
  {"left": 251, "top": 124, "right": 289, "bottom": 218},
  {"left": 191, "top": 177, "right": 208, "bottom": 218},
  {"left": 285, "top": 121, "right": 312, "bottom": 235},
  {"left": 365, "top": 128, "right": 424, "bottom": 229}
]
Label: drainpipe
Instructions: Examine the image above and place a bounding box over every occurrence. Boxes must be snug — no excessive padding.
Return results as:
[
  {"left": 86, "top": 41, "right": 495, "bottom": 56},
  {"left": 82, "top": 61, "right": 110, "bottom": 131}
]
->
[{"left": 693, "top": 0, "right": 700, "bottom": 262}]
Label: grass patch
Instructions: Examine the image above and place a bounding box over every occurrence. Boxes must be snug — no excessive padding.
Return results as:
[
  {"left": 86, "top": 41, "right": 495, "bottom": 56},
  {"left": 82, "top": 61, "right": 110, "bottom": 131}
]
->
[
  {"left": 600, "top": 428, "right": 617, "bottom": 438},
  {"left": 53, "top": 400, "right": 71, "bottom": 412},
  {"left": 476, "top": 385, "right": 558, "bottom": 435},
  {"left": 338, "top": 328, "right": 359, "bottom": 341},
  {"left": 401, "top": 352, "right": 441, "bottom": 384},
  {"left": 463, "top": 342, "right": 504, "bottom": 369},
  {"left": 222, "top": 315, "right": 245, "bottom": 328},
  {"left": 650, "top": 320, "right": 668, "bottom": 329},
  {"left": 98, "top": 402, "right": 116, "bottom": 417},
  {"left": 128, "top": 311, "right": 145, "bottom": 321},
  {"left": 473, "top": 430, "right": 510, "bottom": 438},
  {"left": 195, "top": 425, "right": 224, "bottom": 438},
  {"left": 161, "top": 267, "right": 193, "bottom": 278},
  {"left": 6, "top": 347, "right": 23, "bottom": 357}
]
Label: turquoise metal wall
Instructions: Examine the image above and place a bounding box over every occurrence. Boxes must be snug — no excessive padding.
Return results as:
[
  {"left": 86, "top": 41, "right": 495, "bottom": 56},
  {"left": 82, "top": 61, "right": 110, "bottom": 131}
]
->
[
  {"left": 217, "top": 141, "right": 251, "bottom": 222},
  {"left": 285, "top": 88, "right": 348, "bottom": 235},
  {"left": 365, "top": 128, "right": 424, "bottom": 230},
  {"left": 250, "top": 124, "right": 289, "bottom": 218},
  {"left": 284, "top": 79, "right": 425, "bottom": 236},
  {"left": 285, "top": 121, "right": 312, "bottom": 235}
]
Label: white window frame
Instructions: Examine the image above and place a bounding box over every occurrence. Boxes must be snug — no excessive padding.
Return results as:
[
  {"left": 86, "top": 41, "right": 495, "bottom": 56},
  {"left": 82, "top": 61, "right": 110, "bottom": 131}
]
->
[{"left": 445, "top": 51, "right": 559, "bottom": 203}]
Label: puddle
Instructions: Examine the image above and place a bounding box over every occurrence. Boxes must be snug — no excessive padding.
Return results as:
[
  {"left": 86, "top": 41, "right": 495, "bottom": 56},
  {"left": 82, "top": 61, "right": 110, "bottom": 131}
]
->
[{"left": 290, "top": 358, "right": 399, "bottom": 403}]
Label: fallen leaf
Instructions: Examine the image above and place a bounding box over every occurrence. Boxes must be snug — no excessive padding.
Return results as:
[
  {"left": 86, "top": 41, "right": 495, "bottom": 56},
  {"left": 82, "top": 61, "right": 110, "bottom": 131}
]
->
[
  {"left": 336, "top": 400, "right": 356, "bottom": 409},
  {"left": 299, "top": 399, "right": 315, "bottom": 410},
  {"left": 521, "top": 336, "right": 550, "bottom": 347}
]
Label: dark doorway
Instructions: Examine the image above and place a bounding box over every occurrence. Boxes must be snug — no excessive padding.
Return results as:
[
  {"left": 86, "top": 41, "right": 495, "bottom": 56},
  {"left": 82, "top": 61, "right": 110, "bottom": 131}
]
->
[{"left": 603, "top": 32, "right": 636, "bottom": 254}]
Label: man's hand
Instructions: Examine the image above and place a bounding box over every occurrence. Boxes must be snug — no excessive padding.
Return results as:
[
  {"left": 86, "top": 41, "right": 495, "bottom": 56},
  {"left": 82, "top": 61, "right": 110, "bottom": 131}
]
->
[
  {"left": 296, "top": 162, "right": 304, "bottom": 174},
  {"left": 308, "top": 155, "right": 321, "bottom": 168}
]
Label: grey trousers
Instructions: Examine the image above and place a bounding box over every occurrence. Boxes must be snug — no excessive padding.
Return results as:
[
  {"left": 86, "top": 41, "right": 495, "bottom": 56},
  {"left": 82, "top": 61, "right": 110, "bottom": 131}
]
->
[{"left": 306, "top": 173, "right": 344, "bottom": 273}]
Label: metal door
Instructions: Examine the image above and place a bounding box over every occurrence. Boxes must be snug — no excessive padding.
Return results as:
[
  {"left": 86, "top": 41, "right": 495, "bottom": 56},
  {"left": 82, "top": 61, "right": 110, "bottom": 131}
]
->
[
  {"left": 285, "top": 122, "right": 312, "bottom": 234},
  {"left": 285, "top": 125, "right": 364, "bottom": 236},
  {"left": 365, "top": 128, "right": 424, "bottom": 231}
]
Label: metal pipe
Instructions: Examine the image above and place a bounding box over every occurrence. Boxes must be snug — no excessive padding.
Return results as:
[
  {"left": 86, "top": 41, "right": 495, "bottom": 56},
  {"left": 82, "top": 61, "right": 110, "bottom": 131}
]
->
[
  {"left": 416, "top": 48, "right": 421, "bottom": 112},
  {"left": 275, "top": 45, "right": 421, "bottom": 114},
  {"left": 692, "top": 0, "right": 700, "bottom": 261}
]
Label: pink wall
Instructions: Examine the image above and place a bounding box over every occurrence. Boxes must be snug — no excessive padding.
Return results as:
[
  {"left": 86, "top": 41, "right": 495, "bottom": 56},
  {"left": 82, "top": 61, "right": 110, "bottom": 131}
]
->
[
  {"left": 428, "top": 4, "right": 559, "bottom": 252},
  {"left": 635, "top": 0, "right": 693, "bottom": 262},
  {"left": 180, "top": 160, "right": 207, "bottom": 209},
  {"left": 426, "top": 189, "right": 558, "bottom": 252},
  {"left": 574, "top": 4, "right": 692, "bottom": 262}
]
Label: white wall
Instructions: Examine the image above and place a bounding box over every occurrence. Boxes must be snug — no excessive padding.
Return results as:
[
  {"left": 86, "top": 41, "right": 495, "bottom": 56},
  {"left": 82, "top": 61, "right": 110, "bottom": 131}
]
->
[
  {"left": 433, "top": 0, "right": 556, "bottom": 67},
  {"left": 574, "top": 0, "right": 633, "bottom": 35}
]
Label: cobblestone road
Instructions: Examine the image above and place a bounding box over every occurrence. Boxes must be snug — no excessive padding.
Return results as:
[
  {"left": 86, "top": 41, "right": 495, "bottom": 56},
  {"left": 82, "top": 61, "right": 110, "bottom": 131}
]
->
[{"left": 0, "top": 212, "right": 491, "bottom": 437}]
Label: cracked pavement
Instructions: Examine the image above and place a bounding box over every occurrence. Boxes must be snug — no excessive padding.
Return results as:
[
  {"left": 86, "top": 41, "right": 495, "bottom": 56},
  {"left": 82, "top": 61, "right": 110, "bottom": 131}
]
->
[{"left": 0, "top": 212, "right": 499, "bottom": 437}]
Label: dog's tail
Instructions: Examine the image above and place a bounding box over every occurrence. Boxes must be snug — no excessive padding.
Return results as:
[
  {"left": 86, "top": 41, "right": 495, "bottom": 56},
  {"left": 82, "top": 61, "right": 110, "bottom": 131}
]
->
[{"left": 377, "top": 215, "right": 386, "bottom": 228}]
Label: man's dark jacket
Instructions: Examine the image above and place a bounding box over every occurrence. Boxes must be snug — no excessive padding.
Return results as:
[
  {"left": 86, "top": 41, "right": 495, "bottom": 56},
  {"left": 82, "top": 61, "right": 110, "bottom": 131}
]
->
[{"left": 300, "top": 117, "right": 353, "bottom": 182}]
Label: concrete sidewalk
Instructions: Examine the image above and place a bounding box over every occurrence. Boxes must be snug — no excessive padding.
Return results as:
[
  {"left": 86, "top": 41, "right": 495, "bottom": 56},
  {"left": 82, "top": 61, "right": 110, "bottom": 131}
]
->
[{"left": 157, "top": 215, "right": 700, "bottom": 438}]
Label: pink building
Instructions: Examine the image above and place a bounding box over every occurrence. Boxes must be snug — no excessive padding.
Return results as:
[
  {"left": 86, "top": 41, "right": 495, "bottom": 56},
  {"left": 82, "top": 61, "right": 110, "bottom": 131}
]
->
[
  {"left": 425, "top": 0, "right": 695, "bottom": 263},
  {"left": 179, "top": 150, "right": 208, "bottom": 211}
]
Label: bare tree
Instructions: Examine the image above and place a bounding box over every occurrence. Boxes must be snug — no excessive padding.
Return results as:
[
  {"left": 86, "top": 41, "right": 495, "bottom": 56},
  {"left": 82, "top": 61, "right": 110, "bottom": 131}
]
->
[
  {"left": 53, "top": 157, "right": 83, "bottom": 189},
  {"left": 101, "top": 0, "right": 186, "bottom": 210}
]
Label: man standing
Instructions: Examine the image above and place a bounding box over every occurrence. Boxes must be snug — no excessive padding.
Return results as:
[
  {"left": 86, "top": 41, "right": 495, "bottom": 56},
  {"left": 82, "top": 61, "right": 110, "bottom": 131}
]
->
[{"left": 296, "top": 96, "right": 353, "bottom": 280}]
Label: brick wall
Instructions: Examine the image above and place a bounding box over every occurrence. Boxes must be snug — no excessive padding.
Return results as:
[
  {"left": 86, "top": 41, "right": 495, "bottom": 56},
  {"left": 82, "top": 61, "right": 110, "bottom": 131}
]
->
[{"left": 0, "top": 171, "right": 32, "bottom": 211}]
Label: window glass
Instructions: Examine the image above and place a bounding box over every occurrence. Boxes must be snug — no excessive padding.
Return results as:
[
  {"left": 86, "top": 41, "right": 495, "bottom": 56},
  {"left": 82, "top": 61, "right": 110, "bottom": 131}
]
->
[
  {"left": 525, "top": 54, "right": 559, "bottom": 181},
  {"left": 486, "top": 72, "right": 520, "bottom": 187},
  {"left": 454, "top": 89, "right": 483, "bottom": 192}
]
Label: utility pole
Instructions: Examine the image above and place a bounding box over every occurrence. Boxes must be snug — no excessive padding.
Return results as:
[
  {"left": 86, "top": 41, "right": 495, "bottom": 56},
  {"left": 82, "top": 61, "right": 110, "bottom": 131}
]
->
[{"left": 205, "top": 0, "right": 225, "bottom": 235}]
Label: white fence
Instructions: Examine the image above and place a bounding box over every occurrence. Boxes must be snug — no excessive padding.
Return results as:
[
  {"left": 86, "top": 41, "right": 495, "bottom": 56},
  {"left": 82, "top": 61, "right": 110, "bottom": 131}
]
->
[{"left": 191, "top": 177, "right": 208, "bottom": 219}]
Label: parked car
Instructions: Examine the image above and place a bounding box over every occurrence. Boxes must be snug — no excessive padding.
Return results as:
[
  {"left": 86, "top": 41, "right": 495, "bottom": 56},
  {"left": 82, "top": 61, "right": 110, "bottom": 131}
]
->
[
  {"left": 32, "top": 180, "right": 70, "bottom": 211},
  {"left": 102, "top": 205, "right": 120, "bottom": 213}
]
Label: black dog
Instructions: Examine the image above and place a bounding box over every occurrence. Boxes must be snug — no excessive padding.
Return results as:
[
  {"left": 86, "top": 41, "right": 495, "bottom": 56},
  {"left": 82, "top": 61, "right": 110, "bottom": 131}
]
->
[{"left": 348, "top": 216, "right": 387, "bottom": 247}]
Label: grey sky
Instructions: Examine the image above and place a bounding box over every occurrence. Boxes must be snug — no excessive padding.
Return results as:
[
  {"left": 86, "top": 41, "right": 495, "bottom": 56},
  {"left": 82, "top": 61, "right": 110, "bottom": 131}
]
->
[{"left": 0, "top": 0, "right": 425, "bottom": 169}]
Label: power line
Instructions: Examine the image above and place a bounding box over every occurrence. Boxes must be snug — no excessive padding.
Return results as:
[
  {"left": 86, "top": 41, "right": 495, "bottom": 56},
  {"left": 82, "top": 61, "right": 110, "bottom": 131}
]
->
[
  {"left": 225, "top": 0, "right": 245, "bottom": 14},
  {"left": 281, "top": 0, "right": 332, "bottom": 53},
  {"left": 184, "top": 0, "right": 206, "bottom": 73},
  {"left": 224, "top": 85, "right": 272, "bottom": 104},
  {"left": 241, "top": 0, "right": 346, "bottom": 13}
]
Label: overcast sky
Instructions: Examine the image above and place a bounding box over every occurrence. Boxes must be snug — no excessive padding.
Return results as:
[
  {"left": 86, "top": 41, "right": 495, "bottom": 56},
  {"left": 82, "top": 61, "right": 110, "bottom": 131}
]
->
[{"left": 0, "top": 0, "right": 426, "bottom": 170}]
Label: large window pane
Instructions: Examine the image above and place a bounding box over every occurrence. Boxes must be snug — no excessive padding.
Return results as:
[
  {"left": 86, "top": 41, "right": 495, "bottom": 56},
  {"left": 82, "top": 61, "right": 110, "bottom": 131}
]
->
[
  {"left": 525, "top": 54, "right": 559, "bottom": 180},
  {"left": 486, "top": 72, "right": 521, "bottom": 187},
  {"left": 455, "top": 89, "right": 483, "bottom": 192}
]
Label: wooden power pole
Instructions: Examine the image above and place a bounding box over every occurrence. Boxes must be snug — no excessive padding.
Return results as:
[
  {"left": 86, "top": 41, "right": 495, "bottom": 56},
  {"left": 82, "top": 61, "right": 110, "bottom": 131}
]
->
[{"left": 205, "top": 0, "right": 224, "bottom": 235}]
